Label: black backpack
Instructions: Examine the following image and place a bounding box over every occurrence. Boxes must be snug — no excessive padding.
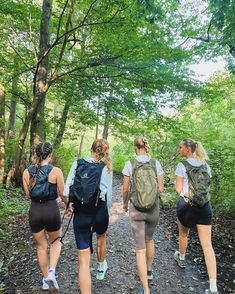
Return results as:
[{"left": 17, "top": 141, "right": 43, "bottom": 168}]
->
[
  {"left": 69, "top": 159, "right": 105, "bottom": 211},
  {"left": 28, "top": 164, "right": 55, "bottom": 201},
  {"left": 182, "top": 161, "right": 211, "bottom": 207}
]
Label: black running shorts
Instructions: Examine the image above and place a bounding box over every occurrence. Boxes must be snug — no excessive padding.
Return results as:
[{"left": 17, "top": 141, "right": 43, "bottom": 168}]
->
[
  {"left": 177, "top": 197, "right": 212, "bottom": 228},
  {"left": 73, "top": 200, "right": 109, "bottom": 250}
]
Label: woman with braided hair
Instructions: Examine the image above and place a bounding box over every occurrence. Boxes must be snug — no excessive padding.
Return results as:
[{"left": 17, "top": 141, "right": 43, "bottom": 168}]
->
[
  {"left": 23, "top": 142, "right": 67, "bottom": 292},
  {"left": 122, "top": 136, "right": 164, "bottom": 294},
  {"left": 174, "top": 139, "right": 218, "bottom": 294},
  {"left": 64, "top": 139, "right": 112, "bottom": 294}
]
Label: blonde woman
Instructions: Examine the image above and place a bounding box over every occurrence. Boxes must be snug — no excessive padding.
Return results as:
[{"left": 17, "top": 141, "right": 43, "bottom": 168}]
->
[
  {"left": 174, "top": 139, "right": 218, "bottom": 294},
  {"left": 64, "top": 139, "right": 112, "bottom": 294},
  {"left": 22, "top": 142, "right": 67, "bottom": 291},
  {"left": 122, "top": 136, "right": 164, "bottom": 294}
]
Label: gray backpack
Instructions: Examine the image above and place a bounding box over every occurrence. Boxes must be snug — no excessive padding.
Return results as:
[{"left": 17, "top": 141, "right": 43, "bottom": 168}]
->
[
  {"left": 127, "top": 158, "right": 159, "bottom": 212},
  {"left": 182, "top": 161, "right": 211, "bottom": 207}
]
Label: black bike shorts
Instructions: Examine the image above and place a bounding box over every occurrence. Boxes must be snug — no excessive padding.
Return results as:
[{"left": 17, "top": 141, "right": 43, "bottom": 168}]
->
[
  {"left": 29, "top": 200, "right": 61, "bottom": 233},
  {"left": 177, "top": 197, "right": 212, "bottom": 228},
  {"left": 73, "top": 200, "right": 109, "bottom": 250}
]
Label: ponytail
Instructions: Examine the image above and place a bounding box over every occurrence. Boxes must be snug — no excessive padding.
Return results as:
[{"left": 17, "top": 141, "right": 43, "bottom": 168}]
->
[
  {"left": 134, "top": 136, "right": 150, "bottom": 153},
  {"left": 91, "top": 139, "right": 112, "bottom": 172},
  {"left": 194, "top": 141, "right": 209, "bottom": 163},
  {"left": 182, "top": 139, "right": 208, "bottom": 163}
]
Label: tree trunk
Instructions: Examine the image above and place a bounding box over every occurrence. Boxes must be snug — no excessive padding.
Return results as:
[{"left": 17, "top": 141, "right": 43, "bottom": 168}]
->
[
  {"left": 7, "top": 56, "right": 19, "bottom": 139},
  {"left": 30, "top": 0, "right": 52, "bottom": 154},
  {"left": 53, "top": 102, "right": 70, "bottom": 149},
  {"left": 77, "top": 129, "right": 86, "bottom": 159},
  {"left": 0, "top": 84, "right": 5, "bottom": 186},
  {"left": 102, "top": 115, "right": 109, "bottom": 140},
  {"left": 6, "top": 0, "right": 52, "bottom": 186},
  {"left": 54, "top": 99, "right": 59, "bottom": 138},
  {"left": 30, "top": 95, "right": 46, "bottom": 154},
  {"left": 95, "top": 96, "right": 100, "bottom": 139}
]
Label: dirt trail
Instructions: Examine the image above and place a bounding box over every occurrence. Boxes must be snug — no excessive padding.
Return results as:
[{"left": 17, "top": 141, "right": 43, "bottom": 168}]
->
[{"left": 1, "top": 175, "right": 234, "bottom": 293}]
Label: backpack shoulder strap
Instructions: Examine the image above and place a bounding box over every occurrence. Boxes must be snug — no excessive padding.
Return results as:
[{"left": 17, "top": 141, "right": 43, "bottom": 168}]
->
[
  {"left": 181, "top": 160, "right": 193, "bottom": 172},
  {"left": 149, "top": 158, "right": 157, "bottom": 176},
  {"left": 130, "top": 159, "right": 139, "bottom": 172},
  {"left": 28, "top": 165, "right": 35, "bottom": 177},
  {"left": 98, "top": 160, "right": 105, "bottom": 168},
  {"left": 77, "top": 158, "right": 85, "bottom": 165},
  {"left": 46, "top": 164, "right": 53, "bottom": 175},
  {"left": 97, "top": 161, "right": 105, "bottom": 184}
]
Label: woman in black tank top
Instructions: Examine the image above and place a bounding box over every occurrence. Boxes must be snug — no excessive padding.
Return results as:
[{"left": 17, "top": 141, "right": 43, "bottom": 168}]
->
[{"left": 22, "top": 142, "right": 67, "bottom": 292}]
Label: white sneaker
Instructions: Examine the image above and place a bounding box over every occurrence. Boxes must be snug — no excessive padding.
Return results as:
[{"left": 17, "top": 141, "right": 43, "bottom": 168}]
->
[
  {"left": 42, "top": 278, "right": 49, "bottom": 290},
  {"left": 44, "top": 270, "right": 59, "bottom": 291},
  {"left": 205, "top": 289, "right": 219, "bottom": 294},
  {"left": 96, "top": 260, "right": 108, "bottom": 280}
]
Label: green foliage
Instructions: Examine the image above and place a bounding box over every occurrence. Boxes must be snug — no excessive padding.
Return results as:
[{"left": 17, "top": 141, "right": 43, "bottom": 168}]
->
[
  {"left": 53, "top": 145, "right": 78, "bottom": 178},
  {"left": 0, "top": 188, "right": 29, "bottom": 220},
  {"left": 171, "top": 74, "right": 235, "bottom": 215},
  {"left": 112, "top": 140, "right": 134, "bottom": 173},
  {"left": 1, "top": 0, "right": 234, "bottom": 219}
]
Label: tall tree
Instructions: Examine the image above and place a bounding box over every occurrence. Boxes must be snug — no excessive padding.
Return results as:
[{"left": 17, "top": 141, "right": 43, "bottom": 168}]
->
[
  {"left": 7, "top": 56, "right": 19, "bottom": 139},
  {"left": 0, "top": 84, "right": 5, "bottom": 186},
  {"left": 7, "top": 0, "right": 53, "bottom": 185},
  {"left": 53, "top": 101, "right": 70, "bottom": 149},
  {"left": 30, "top": 0, "right": 53, "bottom": 153}
]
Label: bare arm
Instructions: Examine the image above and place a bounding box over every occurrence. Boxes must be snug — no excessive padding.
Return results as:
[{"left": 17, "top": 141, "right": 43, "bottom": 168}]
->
[
  {"left": 122, "top": 175, "right": 130, "bottom": 210},
  {"left": 56, "top": 168, "right": 68, "bottom": 205},
  {"left": 158, "top": 174, "right": 164, "bottom": 193},
  {"left": 175, "top": 176, "right": 184, "bottom": 194},
  {"left": 22, "top": 169, "right": 30, "bottom": 198}
]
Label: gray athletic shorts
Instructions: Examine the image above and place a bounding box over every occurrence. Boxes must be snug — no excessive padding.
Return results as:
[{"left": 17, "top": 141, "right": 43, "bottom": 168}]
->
[{"left": 129, "top": 202, "right": 160, "bottom": 250}]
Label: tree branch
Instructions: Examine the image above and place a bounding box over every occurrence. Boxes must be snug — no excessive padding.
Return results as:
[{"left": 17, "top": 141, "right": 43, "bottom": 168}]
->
[
  {"left": 28, "top": 12, "right": 38, "bottom": 61},
  {"left": 7, "top": 37, "right": 34, "bottom": 73},
  {"left": 56, "top": 0, "right": 70, "bottom": 39},
  {"left": 50, "top": 55, "right": 122, "bottom": 83}
]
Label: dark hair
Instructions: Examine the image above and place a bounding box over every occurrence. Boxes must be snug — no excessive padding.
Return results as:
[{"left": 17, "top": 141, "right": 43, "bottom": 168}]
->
[
  {"left": 35, "top": 142, "right": 53, "bottom": 161},
  {"left": 181, "top": 139, "right": 197, "bottom": 153}
]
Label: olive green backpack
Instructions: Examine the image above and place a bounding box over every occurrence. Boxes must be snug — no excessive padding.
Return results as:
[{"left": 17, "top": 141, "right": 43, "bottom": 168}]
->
[
  {"left": 127, "top": 158, "right": 159, "bottom": 212},
  {"left": 182, "top": 161, "right": 211, "bottom": 207}
]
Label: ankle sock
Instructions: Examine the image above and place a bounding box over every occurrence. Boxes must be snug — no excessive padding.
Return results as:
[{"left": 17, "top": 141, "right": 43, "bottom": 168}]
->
[
  {"left": 98, "top": 260, "right": 106, "bottom": 271},
  {"left": 49, "top": 268, "right": 55, "bottom": 274},
  {"left": 209, "top": 279, "right": 217, "bottom": 292},
  {"left": 179, "top": 253, "right": 185, "bottom": 260}
]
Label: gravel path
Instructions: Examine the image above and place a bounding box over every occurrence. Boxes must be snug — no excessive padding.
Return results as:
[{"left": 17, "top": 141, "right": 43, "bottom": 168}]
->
[{"left": 1, "top": 175, "right": 233, "bottom": 293}]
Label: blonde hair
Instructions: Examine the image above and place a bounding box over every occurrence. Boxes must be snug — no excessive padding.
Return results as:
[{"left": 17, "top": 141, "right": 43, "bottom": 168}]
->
[
  {"left": 134, "top": 136, "right": 150, "bottom": 153},
  {"left": 91, "top": 139, "right": 112, "bottom": 172},
  {"left": 181, "top": 139, "right": 209, "bottom": 163}
]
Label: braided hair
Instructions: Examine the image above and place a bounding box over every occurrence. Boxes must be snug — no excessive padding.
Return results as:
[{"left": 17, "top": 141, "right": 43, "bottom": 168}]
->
[{"left": 35, "top": 142, "right": 53, "bottom": 163}]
